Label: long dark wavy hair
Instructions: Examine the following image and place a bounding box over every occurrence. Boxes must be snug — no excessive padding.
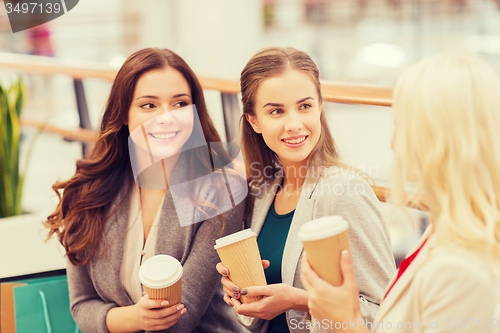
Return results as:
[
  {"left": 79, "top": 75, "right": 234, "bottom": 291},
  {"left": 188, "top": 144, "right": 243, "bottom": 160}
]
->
[{"left": 45, "top": 48, "right": 228, "bottom": 265}]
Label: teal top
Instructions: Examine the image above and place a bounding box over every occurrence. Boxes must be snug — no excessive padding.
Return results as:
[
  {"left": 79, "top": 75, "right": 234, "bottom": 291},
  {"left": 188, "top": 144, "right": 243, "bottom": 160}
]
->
[{"left": 257, "top": 200, "right": 295, "bottom": 333}]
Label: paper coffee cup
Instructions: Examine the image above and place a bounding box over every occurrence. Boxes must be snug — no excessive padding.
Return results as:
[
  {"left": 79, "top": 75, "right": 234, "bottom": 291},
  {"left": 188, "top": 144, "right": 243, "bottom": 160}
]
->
[
  {"left": 299, "top": 216, "right": 350, "bottom": 286},
  {"left": 139, "top": 255, "right": 183, "bottom": 304},
  {"left": 214, "top": 229, "right": 267, "bottom": 303}
]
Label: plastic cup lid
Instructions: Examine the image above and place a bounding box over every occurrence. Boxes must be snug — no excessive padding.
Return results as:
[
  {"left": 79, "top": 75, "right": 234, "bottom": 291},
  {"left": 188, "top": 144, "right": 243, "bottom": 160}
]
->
[
  {"left": 139, "top": 255, "right": 183, "bottom": 288},
  {"left": 298, "top": 216, "right": 348, "bottom": 242},
  {"left": 214, "top": 229, "right": 256, "bottom": 250}
]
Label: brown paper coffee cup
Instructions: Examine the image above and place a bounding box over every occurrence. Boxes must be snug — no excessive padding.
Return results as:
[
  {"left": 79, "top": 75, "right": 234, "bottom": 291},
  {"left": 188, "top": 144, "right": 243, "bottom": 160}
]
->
[
  {"left": 143, "top": 278, "right": 182, "bottom": 304},
  {"left": 299, "top": 216, "right": 350, "bottom": 286},
  {"left": 214, "top": 229, "right": 267, "bottom": 303},
  {"left": 139, "top": 255, "right": 183, "bottom": 304}
]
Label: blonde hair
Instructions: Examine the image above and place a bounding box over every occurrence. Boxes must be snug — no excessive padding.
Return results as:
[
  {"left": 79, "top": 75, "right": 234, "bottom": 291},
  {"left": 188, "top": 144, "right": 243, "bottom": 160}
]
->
[{"left": 391, "top": 52, "right": 500, "bottom": 267}]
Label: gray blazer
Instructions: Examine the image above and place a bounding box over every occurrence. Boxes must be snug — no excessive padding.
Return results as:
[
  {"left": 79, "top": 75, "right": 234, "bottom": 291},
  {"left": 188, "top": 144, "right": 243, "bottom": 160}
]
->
[
  {"left": 241, "top": 166, "right": 396, "bottom": 333},
  {"left": 66, "top": 155, "right": 250, "bottom": 333}
]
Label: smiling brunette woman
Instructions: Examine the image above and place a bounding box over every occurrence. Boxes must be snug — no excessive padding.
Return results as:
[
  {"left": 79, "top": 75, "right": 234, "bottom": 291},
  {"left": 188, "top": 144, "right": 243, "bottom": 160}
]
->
[
  {"left": 216, "top": 47, "right": 396, "bottom": 333},
  {"left": 45, "top": 48, "right": 247, "bottom": 333}
]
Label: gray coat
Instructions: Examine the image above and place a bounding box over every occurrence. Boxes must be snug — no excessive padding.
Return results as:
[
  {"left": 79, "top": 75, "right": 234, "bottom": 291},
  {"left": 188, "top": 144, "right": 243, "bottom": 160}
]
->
[
  {"left": 66, "top": 156, "right": 250, "bottom": 333},
  {"left": 238, "top": 166, "right": 396, "bottom": 333}
]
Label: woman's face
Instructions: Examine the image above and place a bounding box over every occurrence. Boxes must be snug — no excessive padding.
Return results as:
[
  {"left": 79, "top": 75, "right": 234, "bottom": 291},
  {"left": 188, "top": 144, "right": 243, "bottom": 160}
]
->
[
  {"left": 246, "top": 69, "right": 322, "bottom": 166},
  {"left": 128, "top": 67, "right": 194, "bottom": 161}
]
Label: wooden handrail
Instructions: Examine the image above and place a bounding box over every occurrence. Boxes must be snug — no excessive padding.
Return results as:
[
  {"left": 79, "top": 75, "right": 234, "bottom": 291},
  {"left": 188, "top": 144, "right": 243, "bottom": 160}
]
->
[
  {"left": 20, "top": 118, "right": 98, "bottom": 143},
  {"left": 198, "top": 77, "right": 241, "bottom": 95},
  {"left": 0, "top": 52, "right": 118, "bottom": 81},
  {"left": 372, "top": 186, "right": 429, "bottom": 212},
  {"left": 321, "top": 80, "right": 392, "bottom": 106},
  {"left": 0, "top": 52, "right": 393, "bottom": 106}
]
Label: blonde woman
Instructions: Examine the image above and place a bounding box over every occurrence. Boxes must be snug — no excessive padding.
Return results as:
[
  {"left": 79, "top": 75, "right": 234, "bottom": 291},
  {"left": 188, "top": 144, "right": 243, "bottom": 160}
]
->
[{"left": 301, "top": 52, "right": 500, "bottom": 333}]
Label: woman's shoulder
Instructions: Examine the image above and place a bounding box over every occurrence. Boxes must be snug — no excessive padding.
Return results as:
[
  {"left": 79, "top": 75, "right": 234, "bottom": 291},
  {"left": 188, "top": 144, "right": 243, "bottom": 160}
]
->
[
  {"left": 401, "top": 241, "right": 500, "bottom": 326},
  {"left": 311, "top": 165, "right": 374, "bottom": 198},
  {"left": 416, "top": 242, "right": 500, "bottom": 291},
  {"left": 311, "top": 165, "right": 368, "bottom": 184}
]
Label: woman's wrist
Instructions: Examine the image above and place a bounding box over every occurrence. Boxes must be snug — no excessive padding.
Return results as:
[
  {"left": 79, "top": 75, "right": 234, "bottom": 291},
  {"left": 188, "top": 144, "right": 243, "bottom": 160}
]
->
[
  {"left": 289, "top": 286, "right": 309, "bottom": 312},
  {"left": 106, "top": 305, "right": 140, "bottom": 333}
]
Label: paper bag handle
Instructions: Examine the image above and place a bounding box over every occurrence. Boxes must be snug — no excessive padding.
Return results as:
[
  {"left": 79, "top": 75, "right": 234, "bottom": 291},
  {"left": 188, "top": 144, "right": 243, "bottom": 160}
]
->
[
  {"left": 39, "top": 291, "right": 53, "bottom": 333},
  {"left": 39, "top": 291, "right": 81, "bottom": 333}
]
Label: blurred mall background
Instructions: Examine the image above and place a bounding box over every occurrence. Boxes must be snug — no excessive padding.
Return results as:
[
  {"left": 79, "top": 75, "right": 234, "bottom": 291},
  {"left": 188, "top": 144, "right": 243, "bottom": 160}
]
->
[{"left": 1, "top": 0, "right": 500, "bottom": 276}]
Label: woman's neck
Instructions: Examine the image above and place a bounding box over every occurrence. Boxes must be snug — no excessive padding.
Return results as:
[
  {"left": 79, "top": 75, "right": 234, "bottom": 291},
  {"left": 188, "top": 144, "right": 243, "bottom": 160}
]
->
[
  {"left": 280, "top": 159, "right": 309, "bottom": 193},
  {"left": 136, "top": 154, "right": 180, "bottom": 190}
]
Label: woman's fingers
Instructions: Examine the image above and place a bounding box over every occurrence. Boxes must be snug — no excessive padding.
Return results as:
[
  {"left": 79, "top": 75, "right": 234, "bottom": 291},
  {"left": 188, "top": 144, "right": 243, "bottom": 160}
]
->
[
  {"left": 301, "top": 250, "right": 362, "bottom": 323},
  {"left": 302, "top": 250, "right": 357, "bottom": 290},
  {"left": 220, "top": 273, "right": 240, "bottom": 303},
  {"left": 221, "top": 275, "right": 238, "bottom": 290},
  {"left": 135, "top": 296, "right": 188, "bottom": 331},
  {"left": 339, "top": 250, "right": 358, "bottom": 292},
  {"left": 216, "top": 262, "right": 229, "bottom": 276},
  {"left": 223, "top": 292, "right": 232, "bottom": 306},
  {"left": 157, "top": 304, "right": 184, "bottom": 317},
  {"left": 149, "top": 306, "right": 186, "bottom": 330},
  {"left": 164, "top": 307, "right": 186, "bottom": 322},
  {"left": 146, "top": 303, "right": 182, "bottom": 319},
  {"left": 140, "top": 295, "right": 169, "bottom": 310},
  {"left": 223, "top": 283, "right": 240, "bottom": 300},
  {"left": 231, "top": 297, "right": 263, "bottom": 318},
  {"left": 231, "top": 297, "right": 242, "bottom": 309},
  {"left": 217, "top": 261, "right": 247, "bottom": 301},
  {"left": 262, "top": 260, "right": 270, "bottom": 269},
  {"left": 222, "top": 285, "right": 233, "bottom": 296},
  {"left": 239, "top": 285, "right": 271, "bottom": 298},
  {"left": 223, "top": 285, "right": 240, "bottom": 299},
  {"left": 221, "top": 275, "right": 240, "bottom": 297}
]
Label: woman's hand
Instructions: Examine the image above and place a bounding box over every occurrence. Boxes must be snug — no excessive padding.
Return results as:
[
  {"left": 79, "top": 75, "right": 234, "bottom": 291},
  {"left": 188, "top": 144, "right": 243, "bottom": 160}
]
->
[
  {"left": 301, "top": 251, "right": 366, "bottom": 331},
  {"left": 215, "top": 260, "right": 270, "bottom": 306},
  {"left": 106, "top": 295, "right": 186, "bottom": 332},
  {"left": 132, "top": 295, "right": 186, "bottom": 331},
  {"left": 231, "top": 284, "right": 309, "bottom": 320}
]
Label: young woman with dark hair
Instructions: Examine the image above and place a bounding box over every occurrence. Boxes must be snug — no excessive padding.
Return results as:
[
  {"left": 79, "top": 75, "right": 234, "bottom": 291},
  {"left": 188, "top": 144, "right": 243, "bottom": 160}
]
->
[
  {"left": 216, "top": 47, "right": 396, "bottom": 333},
  {"left": 45, "top": 48, "right": 247, "bottom": 333}
]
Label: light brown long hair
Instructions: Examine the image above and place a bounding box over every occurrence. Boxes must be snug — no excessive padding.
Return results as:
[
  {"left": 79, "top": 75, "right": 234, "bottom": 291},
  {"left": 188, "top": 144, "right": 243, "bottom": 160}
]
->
[
  {"left": 240, "top": 47, "right": 341, "bottom": 186},
  {"left": 46, "top": 48, "right": 227, "bottom": 265}
]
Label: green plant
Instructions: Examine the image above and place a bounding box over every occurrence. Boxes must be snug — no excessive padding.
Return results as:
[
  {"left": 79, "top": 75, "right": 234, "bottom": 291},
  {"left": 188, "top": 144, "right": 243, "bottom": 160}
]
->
[{"left": 0, "top": 78, "right": 27, "bottom": 218}]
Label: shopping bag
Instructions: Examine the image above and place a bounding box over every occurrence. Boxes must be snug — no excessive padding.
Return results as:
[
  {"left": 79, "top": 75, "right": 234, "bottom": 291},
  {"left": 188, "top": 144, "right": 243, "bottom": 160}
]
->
[
  {"left": 1, "top": 276, "right": 62, "bottom": 333},
  {"left": 12, "top": 275, "right": 80, "bottom": 333},
  {"left": 1, "top": 282, "right": 26, "bottom": 332}
]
